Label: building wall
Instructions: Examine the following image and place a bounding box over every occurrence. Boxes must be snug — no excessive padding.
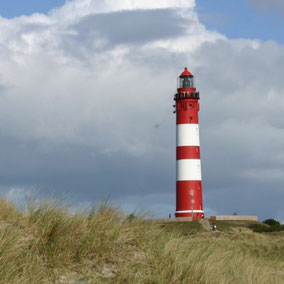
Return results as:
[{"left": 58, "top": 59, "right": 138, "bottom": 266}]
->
[{"left": 210, "top": 216, "right": 258, "bottom": 221}]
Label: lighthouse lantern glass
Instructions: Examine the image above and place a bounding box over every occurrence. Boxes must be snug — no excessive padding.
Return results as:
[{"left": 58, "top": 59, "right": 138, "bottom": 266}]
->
[{"left": 179, "top": 76, "right": 194, "bottom": 88}]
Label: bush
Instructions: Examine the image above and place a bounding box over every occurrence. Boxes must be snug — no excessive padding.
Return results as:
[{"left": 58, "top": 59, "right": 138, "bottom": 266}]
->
[
  {"left": 250, "top": 223, "right": 284, "bottom": 233},
  {"left": 263, "top": 219, "right": 281, "bottom": 227}
]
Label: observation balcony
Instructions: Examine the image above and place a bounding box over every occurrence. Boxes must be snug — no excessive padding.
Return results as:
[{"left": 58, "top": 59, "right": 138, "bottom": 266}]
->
[{"left": 174, "top": 92, "right": 200, "bottom": 100}]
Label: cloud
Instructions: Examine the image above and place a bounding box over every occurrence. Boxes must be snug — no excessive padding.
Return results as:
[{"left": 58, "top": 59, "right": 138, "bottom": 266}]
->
[
  {"left": 1, "top": 186, "right": 33, "bottom": 207},
  {"left": 198, "top": 12, "right": 230, "bottom": 28},
  {"left": 194, "top": 39, "right": 284, "bottom": 219},
  {"left": 49, "top": 0, "right": 195, "bottom": 21},
  {"left": 68, "top": 9, "right": 188, "bottom": 47},
  {"left": 0, "top": 0, "right": 283, "bottom": 221},
  {"left": 248, "top": 0, "right": 284, "bottom": 15}
]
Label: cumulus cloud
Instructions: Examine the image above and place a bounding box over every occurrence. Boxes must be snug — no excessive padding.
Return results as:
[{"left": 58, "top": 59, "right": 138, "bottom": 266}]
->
[
  {"left": 0, "top": 0, "right": 283, "bottom": 221},
  {"left": 50, "top": 0, "right": 195, "bottom": 21}
]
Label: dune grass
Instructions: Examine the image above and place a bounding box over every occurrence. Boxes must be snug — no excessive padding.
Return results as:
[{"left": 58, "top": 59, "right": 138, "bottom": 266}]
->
[
  {"left": 208, "top": 220, "right": 260, "bottom": 232},
  {"left": 0, "top": 198, "right": 283, "bottom": 284}
]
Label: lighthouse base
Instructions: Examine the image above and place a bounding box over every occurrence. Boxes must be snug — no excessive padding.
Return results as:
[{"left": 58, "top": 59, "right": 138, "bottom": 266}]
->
[{"left": 175, "top": 210, "right": 204, "bottom": 219}]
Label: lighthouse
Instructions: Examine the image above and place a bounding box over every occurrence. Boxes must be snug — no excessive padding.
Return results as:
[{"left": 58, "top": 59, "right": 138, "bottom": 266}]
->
[{"left": 174, "top": 67, "right": 204, "bottom": 219}]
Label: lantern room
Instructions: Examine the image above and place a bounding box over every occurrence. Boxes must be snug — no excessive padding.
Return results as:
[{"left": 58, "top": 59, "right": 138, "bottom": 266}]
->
[{"left": 178, "top": 67, "right": 195, "bottom": 88}]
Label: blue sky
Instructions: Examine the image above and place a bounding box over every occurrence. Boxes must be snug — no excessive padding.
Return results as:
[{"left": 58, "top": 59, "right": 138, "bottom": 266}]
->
[
  {"left": 0, "top": 0, "right": 283, "bottom": 222},
  {"left": 0, "top": 0, "right": 65, "bottom": 18},
  {"left": 197, "top": 0, "right": 284, "bottom": 44}
]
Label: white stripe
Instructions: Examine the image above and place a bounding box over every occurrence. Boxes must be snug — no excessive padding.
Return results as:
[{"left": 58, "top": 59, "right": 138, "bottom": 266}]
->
[
  {"left": 175, "top": 210, "right": 204, "bottom": 213},
  {"left": 177, "top": 159, "right": 202, "bottom": 181},
  {"left": 177, "top": 124, "right": 200, "bottom": 147}
]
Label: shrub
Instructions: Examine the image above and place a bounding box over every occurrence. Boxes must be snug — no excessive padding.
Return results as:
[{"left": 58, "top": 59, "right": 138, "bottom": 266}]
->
[
  {"left": 263, "top": 219, "right": 281, "bottom": 227},
  {"left": 250, "top": 223, "right": 283, "bottom": 233}
]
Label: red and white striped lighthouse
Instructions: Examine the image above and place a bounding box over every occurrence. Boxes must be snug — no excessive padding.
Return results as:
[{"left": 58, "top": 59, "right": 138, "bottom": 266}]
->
[{"left": 174, "top": 67, "right": 204, "bottom": 219}]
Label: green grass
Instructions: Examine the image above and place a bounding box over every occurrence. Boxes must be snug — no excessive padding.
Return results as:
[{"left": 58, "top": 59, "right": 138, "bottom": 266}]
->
[
  {"left": 0, "top": 198, "right": 283, "bottom": 284},
  {"left": 209, "top": 220, "right": 260, "bottom": 232},
  {"left": 160, "top": 221, "right": 204, "bottom": 235}
]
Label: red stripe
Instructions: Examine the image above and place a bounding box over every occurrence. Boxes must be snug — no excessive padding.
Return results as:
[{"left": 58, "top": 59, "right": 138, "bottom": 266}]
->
[
  {"left": 176, "top": 99, "right": 199, "bottom": 124},
  {"left": 176, "top": 181, "right": 203, "bottom": 214},
  {"left": 177, "top": 113, "right": 198, "bottom": 124},
  {"left": 177, "top": 146, "right": 200, "bottom": 160}
]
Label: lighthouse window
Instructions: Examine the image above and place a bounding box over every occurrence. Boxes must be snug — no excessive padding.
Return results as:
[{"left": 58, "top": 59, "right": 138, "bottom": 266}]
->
[
  {"left": 179, "top": 76, "right": 194, "bottom": 88},
  {"left": 198, "top": 184, "right": 201, "bottom": 190}
]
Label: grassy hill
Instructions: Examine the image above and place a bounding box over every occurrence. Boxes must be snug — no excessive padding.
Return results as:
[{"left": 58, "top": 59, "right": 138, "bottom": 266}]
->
[{"left": 0, "top": 198, "right": 283, "bottom": 283}]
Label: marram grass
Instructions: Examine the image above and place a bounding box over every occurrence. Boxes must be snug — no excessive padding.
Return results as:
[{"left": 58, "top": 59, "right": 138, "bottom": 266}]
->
[{"left": 0, "top": 198, "right": 283, "bottom": 284}]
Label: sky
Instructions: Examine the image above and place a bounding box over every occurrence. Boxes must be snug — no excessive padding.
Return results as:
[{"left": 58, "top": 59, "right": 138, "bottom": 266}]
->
[{"left": 0, "top": 0, "right": 283, "bottom": 222}]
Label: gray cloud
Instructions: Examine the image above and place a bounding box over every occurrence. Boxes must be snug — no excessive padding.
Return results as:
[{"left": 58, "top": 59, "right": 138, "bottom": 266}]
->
[
  {"left": 194, "top": 39, "right": 284, "bottom": 220},
  {"left": 70, "top": 9, "right": 187, "bottom": 46},
  {"left": 0, "top": 0, "right": 283, "bottom": 222},
  {"left": 59, "top": 8, "right": 190, "bottom": 61}
]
